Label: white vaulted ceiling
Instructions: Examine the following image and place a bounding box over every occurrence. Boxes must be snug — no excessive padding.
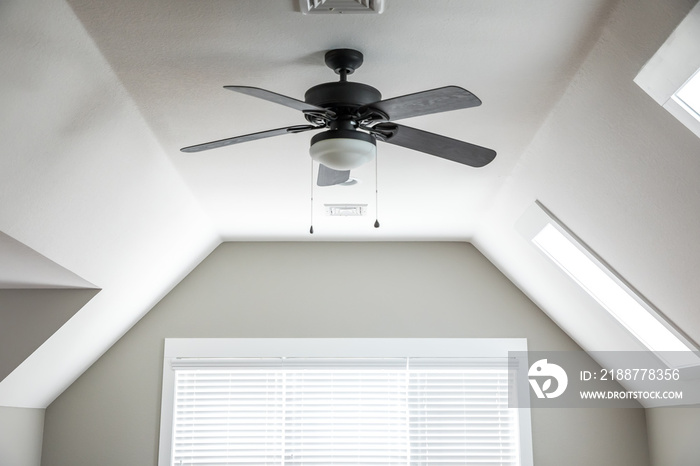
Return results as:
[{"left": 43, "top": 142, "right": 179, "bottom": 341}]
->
[{"left": 1, "top": 0, "right": 700, "bottom": 408}]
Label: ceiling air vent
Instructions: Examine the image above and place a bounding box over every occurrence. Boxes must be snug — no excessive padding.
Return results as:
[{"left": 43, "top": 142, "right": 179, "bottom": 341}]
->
[
  {"left": 300, "top": 0, "right": 385, "bottom": 14},
  {"left": 325, "top": 204, "right": 367, "bottom": 216}
]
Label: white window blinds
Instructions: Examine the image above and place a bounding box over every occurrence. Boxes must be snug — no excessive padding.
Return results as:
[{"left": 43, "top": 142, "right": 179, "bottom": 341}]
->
[{"left": 171, "top": 358, "right": 519, "bottom": 465}]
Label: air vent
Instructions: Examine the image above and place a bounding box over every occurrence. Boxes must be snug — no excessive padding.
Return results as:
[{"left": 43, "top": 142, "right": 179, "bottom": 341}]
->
[
  {"left": 325, "top": 204, "right": 367, "bottom": 216},
  {"left": 300, "top": 0, "right": 385, "bottom": 15}
]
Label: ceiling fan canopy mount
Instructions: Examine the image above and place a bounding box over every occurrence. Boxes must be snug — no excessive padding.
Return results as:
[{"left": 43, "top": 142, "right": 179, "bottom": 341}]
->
[{"left": 323, "top": 48, "right": 365, "bottom": 77}]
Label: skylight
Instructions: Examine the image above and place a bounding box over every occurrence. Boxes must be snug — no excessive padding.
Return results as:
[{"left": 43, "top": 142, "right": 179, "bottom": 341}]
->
[
  {"left": 522, "top": 207, "right": 700, "bottom": 369},
  {"left": 634, "top": 1, "right": 700, "bottom": 138},
  {"left": 673, "top": 68, "right": 700, "bottom": 121}
]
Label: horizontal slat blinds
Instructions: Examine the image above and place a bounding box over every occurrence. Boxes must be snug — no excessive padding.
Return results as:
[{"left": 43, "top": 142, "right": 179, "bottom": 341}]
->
[
  {"left": 171, "top": 358, "right": 519, "bottom": 465},
  {"left": 408, "top": 370, "right": 516, "bottom": 465},
  {"left": 284, "top": 370, "right": 408, "bottom": 465},
  {"left": 173, "top": 370, "right": 285, "bottom": 465}
]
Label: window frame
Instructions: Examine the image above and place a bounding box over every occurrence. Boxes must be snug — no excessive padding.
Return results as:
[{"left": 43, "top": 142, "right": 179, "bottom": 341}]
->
[
  {"left": 634, "top": 2, "right": 700, "bottom": 138},
  {"left": 157, "top": 338, "right": 533, "bottom": 466}
]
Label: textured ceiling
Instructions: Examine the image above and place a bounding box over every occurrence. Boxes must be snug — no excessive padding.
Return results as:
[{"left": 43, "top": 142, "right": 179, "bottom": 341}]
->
[{"left": 1, "top": 0, "right": 700, "bottom": 408}]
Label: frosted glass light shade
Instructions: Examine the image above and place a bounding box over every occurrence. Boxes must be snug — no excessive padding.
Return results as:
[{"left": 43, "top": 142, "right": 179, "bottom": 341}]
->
[{"left": 309, "top": 130, "right": 376, "bottom": 170}]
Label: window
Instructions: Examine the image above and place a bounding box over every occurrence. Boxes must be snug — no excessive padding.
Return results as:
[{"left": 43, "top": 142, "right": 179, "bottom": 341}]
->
[
  {"left": 673, "top": 68, "right": 700, "bottom": 121},
  {"left": 518, "top": 202, "right": 700, "bottom": 368},
  {"left": 158, "top": 339, "right": 533, "bottom": 466},
  {"left": 635, "top": 2, "right": 700, "bottom": 138}
]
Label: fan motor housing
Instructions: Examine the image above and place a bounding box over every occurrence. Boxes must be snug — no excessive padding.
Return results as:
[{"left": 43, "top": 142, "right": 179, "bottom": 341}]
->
[{"left": 305, "top": 81, "right": 381, "bottom": 109}]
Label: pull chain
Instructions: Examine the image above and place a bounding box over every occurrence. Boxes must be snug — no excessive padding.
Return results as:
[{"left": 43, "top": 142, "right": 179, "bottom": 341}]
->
[
  {"left": 374, "top": 153, "right": 380, "bottom": 228},
  {"left": 310, "top": 160, "right": 314, "bottom": 234}
]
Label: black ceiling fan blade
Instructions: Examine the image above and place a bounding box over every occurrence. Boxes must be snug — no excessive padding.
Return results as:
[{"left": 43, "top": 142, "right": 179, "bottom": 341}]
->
[
  {"left": 366, "top": 86, "right": 481, "bottom": 121},
  {"left": 370, "top": 122, "right": 496, "bottom": 168},
  {"left": 224, "top": 86, "right": 334, "bottom": 117},
  {"left": 181, "top": 125, "right": 319, "bottom": 153},
  {"left": 317, "top": 164, "right": 351, "bottom": 186}
]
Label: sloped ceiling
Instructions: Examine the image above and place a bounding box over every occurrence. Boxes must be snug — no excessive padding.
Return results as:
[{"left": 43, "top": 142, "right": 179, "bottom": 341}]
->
[{"left": 1, "top": 0, "right": 699, "bottom": 408}]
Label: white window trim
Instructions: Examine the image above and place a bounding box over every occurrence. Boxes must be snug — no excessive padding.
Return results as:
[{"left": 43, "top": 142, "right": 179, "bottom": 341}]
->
[
  {"left": 634, "top": 2, "right": 700, "bottom": 138},
  {"left": 158, "top": 338, "right": 533, "bottom": 466}
]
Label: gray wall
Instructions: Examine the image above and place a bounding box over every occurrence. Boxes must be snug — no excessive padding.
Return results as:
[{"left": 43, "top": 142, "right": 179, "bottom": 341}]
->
[
  {"left": 0, "top": 406, "right": 44, "bottom": 466},
  {"left": 0, "top": 289, "right": 97, "bottom": 381},
  {"left": 40, "top": 242, "right": 650, "bottom": 465},
  {"left": 647, "top": 405, "right": 700, "bottom": 466},
  {"left": 0, "top": 289, "right": 95, "bottom": 466}
]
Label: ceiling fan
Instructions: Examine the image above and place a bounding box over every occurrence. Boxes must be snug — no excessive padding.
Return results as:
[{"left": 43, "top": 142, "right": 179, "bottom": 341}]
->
[{"left": 181, "top": 49, "right": 496, "bottom": 186}]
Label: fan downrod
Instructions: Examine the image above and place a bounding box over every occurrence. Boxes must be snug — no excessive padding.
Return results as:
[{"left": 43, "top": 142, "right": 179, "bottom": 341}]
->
[{"left": 325, "top": 49, "right": 364, "bottom": 78}]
